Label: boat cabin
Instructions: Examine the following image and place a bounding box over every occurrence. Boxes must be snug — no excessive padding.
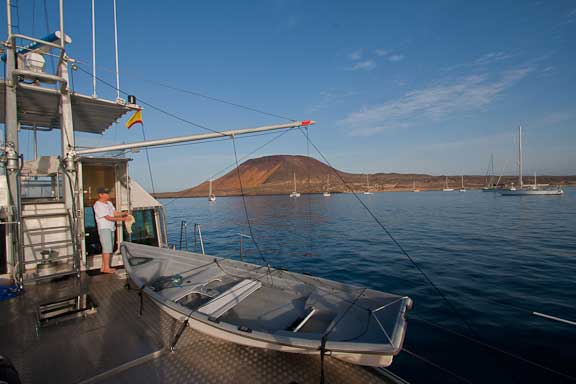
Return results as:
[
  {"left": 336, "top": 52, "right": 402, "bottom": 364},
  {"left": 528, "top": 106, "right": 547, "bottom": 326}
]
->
[{"left": 0, "top": 29, "right": 166, "bottom": 284}]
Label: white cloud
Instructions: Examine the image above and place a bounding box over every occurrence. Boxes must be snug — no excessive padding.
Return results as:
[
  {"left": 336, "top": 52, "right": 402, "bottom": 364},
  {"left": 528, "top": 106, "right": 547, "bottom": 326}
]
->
[
  {"left": 308, "top": 90, "right": 358, "bottom": 112},
  {"left": 374, "top": 49, "right": 388, "bottom": 57},
  {"left": 387, "top": 54, "right": 405, "bottom": 62},
  {"left": 348, "top": 49, "right": 363, "bottom": 61},
  {"left": 339, "top": 66, "right": 534, "bottom": 136},
  {"left": 473, "top": 51, "right": 514, "bottom": 66},
  {"left": 349, "top": 60, "right": 376, "bottom": 71}
]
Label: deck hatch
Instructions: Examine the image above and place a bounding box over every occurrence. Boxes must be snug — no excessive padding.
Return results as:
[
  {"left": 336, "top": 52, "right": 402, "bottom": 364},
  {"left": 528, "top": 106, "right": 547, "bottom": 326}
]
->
[{"left": 36, "top": 293, "right": 97, "bottom": 327}]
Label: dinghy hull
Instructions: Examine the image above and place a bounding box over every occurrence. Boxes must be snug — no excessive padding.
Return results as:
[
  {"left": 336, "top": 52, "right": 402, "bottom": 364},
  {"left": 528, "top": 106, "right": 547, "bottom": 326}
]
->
[{"left": 121, "top": 242, "right": 411, "bottom": 367}]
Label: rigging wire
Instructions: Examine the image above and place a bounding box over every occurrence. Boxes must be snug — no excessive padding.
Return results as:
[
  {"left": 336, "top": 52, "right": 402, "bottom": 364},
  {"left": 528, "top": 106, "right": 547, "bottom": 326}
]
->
[
  {"left": 64, "top": 48, "right": 573, "bottom": 382},
  {"left": 231, "top": 136, "right": 268, "bottom": 266},
  {"left": 297, "top": 129, "right": 576, "bottom": 381},
  {"left": 296, "top": 128, "right": 480, "bottom": 340},
  {"left": 74, "top": 64, "right": 226, "bottom": 137},
  {"left": 140, "top": 123, "right": 156, "bottom": 194},
  {"left": 402, "top": 348, "right": 474, "bottom": 384},
  {"left": 74, "top": 59, "right": 297, "bottom": 123},
  {"left": 411, "top": 316, "right": 576, "bottom": 381}
]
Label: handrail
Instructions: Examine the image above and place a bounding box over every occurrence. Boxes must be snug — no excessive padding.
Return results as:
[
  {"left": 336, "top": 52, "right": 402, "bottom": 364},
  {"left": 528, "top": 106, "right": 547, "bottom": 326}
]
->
[{"left": 11, "top": 33, "right": 66, "bottom": 50}]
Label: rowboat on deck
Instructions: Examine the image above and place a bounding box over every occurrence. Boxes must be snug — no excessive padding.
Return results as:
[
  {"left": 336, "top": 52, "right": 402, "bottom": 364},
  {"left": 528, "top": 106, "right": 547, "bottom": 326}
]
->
[{"left": 121, "top": 242, "right": 412, "bottom": 367}]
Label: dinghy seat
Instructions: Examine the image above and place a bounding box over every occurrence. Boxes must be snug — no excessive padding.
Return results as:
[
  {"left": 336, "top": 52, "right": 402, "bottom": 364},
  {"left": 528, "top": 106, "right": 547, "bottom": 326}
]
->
[
  {"left": 162, "top": 267, "right": 224, "bottom": 302},
  {"left": 198, "top": 279, "right": 262, "bottom": 320}
]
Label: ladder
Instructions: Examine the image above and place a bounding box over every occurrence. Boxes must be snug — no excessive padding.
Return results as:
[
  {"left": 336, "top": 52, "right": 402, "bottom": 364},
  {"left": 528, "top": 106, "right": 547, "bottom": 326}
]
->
[{"left": 20, "top": 201, "right": 81, "bottom": 282}]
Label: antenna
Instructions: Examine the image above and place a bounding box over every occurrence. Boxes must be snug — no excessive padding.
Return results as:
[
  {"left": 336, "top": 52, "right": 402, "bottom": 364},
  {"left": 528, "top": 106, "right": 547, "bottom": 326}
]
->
[
  {"left": 91, "top": 0, "right": 97, "bottom": 97},
  {"left": 113, "top": 0, "right": 121, "bottom": 101}
]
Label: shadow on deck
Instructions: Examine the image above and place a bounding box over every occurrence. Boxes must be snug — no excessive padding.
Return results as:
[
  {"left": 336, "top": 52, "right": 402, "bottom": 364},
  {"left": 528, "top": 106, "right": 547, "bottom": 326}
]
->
[{"left": 0, "top": 273, "right": 399, "bottom": 384}]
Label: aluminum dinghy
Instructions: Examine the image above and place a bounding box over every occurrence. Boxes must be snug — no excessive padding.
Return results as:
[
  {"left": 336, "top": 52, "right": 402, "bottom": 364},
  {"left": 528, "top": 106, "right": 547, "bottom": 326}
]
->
[{"left": 121, "top": 242, "right": 412, "bottom": 367}]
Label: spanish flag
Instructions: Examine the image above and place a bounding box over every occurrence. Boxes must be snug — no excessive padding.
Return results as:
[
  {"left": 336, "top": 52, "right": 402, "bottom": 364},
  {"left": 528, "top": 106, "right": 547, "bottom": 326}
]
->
[{"left": 126, "top": 110, "right": 143, "bottom": 129}]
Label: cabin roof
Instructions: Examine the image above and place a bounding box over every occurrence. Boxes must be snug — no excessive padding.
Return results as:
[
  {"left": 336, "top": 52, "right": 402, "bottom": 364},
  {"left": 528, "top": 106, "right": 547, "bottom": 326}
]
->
[{"left": 0, "top": 81, "right": 139, "bottom": 134}]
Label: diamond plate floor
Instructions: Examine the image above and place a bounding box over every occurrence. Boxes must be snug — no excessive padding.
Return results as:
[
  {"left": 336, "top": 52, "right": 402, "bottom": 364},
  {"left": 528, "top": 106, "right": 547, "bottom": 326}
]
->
[{"left": 0, "top": 273, "right": 399, "bottom": 384}]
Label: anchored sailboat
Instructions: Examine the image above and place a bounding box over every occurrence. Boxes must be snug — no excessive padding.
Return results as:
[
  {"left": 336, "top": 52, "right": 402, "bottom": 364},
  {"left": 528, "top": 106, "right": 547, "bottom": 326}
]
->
[
  {"left": 323, "top": 175, "right": 331, "bottom": 197},
  {"left": 459, "top": 175, "right": 466, "bottom": 192},
  {"left": 501, "top": 126, "right": 563, "bottom": 196},
  {"left": 208, "top": 177, "right": 216, "bottom": 202},
  {"left": 442, "top": 176, "right": 454, "bottom": 192},
  {"left": 363, "top": 174, "right": 373, "bottom": 195},
  {"left": 412, "top": 180, "right": 420, "bottom": 192},
  {"left": 290, "top": 172, "right": 301, "bottom": 198}
]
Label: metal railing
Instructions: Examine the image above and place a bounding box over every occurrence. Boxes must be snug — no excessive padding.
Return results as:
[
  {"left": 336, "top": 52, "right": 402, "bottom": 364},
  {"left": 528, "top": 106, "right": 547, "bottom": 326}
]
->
[{"left": 178, "top": 221, "right": 205, "bottom": 255}]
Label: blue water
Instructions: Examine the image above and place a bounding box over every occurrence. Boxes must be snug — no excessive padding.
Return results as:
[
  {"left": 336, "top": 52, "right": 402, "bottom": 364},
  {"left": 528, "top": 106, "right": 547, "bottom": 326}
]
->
[{"left": 160, "top": 188, "right": 576, "bottom": 383}]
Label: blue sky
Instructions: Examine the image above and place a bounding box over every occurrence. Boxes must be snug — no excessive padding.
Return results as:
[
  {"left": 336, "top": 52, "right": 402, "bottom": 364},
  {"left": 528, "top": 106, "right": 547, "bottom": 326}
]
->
[{"left": 2, "top": 0, "right": 575, "bottom": 192}]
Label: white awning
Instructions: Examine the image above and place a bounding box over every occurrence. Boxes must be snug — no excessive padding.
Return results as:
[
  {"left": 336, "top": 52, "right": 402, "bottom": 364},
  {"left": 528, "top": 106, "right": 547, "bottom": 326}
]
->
[{"left": 129, "top": 179, "right": 162, "bottom": 209}]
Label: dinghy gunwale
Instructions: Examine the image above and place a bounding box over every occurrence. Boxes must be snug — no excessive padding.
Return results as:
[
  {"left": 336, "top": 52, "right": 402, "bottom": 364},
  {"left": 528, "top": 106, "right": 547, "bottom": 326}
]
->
[{"left": 120, "top": 242, "right": 410, "bottom": 360}]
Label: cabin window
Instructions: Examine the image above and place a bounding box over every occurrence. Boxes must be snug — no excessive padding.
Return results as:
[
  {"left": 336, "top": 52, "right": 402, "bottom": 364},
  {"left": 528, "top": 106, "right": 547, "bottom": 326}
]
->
[{"left": 123, "top": 209, "right": 159, "bottom": 246}]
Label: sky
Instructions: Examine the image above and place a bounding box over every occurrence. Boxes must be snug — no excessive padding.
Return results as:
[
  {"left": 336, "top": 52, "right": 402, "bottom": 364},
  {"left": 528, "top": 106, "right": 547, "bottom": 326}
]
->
[{"left": 1, "top": 0, "right": 575, "bottom": 192}]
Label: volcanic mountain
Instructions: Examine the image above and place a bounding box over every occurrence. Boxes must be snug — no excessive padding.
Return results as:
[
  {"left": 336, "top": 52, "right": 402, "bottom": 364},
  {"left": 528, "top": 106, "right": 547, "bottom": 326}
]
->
[{"left": 153, "top": 155, "right": 575, "bottom": 198}]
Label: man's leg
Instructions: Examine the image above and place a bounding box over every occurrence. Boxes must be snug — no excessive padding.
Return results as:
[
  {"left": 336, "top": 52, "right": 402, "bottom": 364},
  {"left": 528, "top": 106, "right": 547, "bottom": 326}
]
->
[
  {"left": 101, "top": 252, "right": 111, "bottom": 273},
  {"left": 99, "top": 229, "right": 115, "bottom": 273}
]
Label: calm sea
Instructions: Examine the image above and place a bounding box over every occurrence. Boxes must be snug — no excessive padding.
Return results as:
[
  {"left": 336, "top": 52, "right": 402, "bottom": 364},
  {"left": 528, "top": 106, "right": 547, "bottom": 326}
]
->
[{"left": 160, "top": 187, "right": 576, "bottom": 384}]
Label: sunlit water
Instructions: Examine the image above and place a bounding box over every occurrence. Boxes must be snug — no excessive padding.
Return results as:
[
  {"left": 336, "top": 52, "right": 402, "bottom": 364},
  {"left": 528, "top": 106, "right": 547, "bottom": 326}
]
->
[{"left": 160, "top": 188, "right": 576, "bottom": 383}]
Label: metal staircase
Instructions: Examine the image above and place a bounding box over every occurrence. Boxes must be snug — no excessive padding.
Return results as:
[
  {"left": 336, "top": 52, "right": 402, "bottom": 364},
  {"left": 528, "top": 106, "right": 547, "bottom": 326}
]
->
[{"left": 20, "top": 201, "right": 80, "bottom": 282}]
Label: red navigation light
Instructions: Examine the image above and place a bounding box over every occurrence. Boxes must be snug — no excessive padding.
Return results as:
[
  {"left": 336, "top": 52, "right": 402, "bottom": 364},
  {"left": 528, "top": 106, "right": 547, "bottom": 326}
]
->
[{"left": 300, "top": 120, "right": 312, "bottom": 126}]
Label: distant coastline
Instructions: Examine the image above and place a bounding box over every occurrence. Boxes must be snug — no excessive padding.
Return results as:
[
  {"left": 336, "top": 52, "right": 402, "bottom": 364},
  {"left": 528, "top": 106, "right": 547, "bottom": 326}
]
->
[{"left": 153, "top": 155, "right": 576, "bottom": 198}]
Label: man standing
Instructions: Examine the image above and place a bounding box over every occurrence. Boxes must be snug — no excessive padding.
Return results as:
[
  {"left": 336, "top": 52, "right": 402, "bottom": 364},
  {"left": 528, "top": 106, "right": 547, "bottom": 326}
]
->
[{"left": 93, "top": 187, "right": 128, "bottom": 273}]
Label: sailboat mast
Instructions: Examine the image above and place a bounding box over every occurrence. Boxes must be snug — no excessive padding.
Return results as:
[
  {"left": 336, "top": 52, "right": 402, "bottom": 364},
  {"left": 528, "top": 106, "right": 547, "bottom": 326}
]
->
[
  {"left": 293, "top": 172, "right": 297, "bottom": 192},
  {"left": 209, "top": 177, "right": 212, "bottom": 196},
  {"left": 518, "top": 126, "right": 523, "bottom": 189}
]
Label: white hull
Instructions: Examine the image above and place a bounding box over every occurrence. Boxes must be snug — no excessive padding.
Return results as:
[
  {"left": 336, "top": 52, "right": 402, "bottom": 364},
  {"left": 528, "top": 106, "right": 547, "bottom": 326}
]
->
[
  {"left": 501, "top": 189, "right": 563, "bottom": 196},
  {"left": 290, "top": 192, "right": 301, "bottom": 198},
  {"left": 121, "top": 243, "right": 411, "bottom": 368},
  {"left": 208, "top": 195, "right": 216, "bottom": 202},
  {"left": 323, "top": 192, "right": 331, "bottom": 197},
  {"left": 442, "top": 189, "right": 454, "bottom": 192}
]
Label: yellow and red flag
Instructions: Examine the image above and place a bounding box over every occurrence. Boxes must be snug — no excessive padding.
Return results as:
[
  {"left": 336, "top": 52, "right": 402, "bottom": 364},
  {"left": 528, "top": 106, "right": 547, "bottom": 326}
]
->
[{"left": 126, "top": 110, "right": 143, "bottom": 129}]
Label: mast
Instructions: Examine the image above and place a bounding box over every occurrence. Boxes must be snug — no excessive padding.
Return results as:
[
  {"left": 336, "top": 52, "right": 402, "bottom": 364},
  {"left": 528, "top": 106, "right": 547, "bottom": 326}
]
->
[
  {"left": 4, "top": 0, "right": 21, "bottom": 279},
  {"left": 518, "top": 126, "right": 523, "bottom": 189},
  {"left": 209, "top": 177, "right": 212, "bottom": 196},
  {"left": 461, "top": 175, "right": 464, "bottom": 189},
  {"left": 293, "top": 172, "right": 297, "bottom": 192}
]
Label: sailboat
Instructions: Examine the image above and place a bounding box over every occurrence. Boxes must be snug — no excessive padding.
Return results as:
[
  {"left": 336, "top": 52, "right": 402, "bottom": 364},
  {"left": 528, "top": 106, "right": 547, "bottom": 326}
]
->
[
  {"left": 290, "top": 172, "right": 301, "bottom": 198},
  {"left": 412, "top": 180, "right": 420, "bottom": 192},
  {"left": 363, "top": 174, "right": 373, "bottom": 195},
  {"left": 323, "top": 175, "right": 331, "bottom": 197},
  {"left": 208, "top": 177, "right": 216, "bottom": 202},
  {"left": 501, "top": 126, "right": 563, "bottom": 196},
  {"left": 442, "top": 176, "right": 454, "bottom": 192},
  {"left": 459, "top": 175, "right": 466, "bottom": 192}
]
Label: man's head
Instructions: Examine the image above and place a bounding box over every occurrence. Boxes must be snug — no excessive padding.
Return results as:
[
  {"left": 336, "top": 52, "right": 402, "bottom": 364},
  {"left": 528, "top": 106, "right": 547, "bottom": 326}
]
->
[{"left": 97, "top": 187, "right": 111, "bottom": 201}]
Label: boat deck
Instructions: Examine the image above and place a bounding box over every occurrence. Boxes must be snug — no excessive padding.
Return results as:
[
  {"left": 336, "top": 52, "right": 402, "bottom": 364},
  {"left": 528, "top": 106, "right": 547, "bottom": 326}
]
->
[{"left": 0, "top": 272, "right": 402, "bottom": 384}]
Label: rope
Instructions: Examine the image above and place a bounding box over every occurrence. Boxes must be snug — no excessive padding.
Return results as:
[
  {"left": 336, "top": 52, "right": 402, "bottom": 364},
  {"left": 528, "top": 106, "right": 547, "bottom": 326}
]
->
[
  {"left": 140, "top": 123, "right": 156, "bottom": 194},
  {"left": 402, "top": 348, "right": 474, "bottom": 384},
  {"left": 297, "top": 128, "right": 481, "bottom": 340},
  {"left": 231, "top": 136, "right": 268, "bottom": 266},
  {"left": 74, "top": 59, "right": 296, "bottom": 123},
  {"left": 412, "top": 316, "right": 576, "bottom": 381},
  {"left": 75, "top": 64, "right": 226, "bottom": 137}
]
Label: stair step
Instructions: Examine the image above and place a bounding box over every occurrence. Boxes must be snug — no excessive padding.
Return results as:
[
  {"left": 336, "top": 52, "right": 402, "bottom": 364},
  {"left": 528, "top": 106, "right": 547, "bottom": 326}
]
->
[
  {"left": 23, "top": 239, "right": 73, "bottom": 248},
  {"left": 22, "top": 210, "right": 69, "bottom": 218},
  {"left": 23, "top": 225, "right": 71, "bottom": 232},
  {"left": 24, "top": 254, "right": 75, "bottom": 265}
]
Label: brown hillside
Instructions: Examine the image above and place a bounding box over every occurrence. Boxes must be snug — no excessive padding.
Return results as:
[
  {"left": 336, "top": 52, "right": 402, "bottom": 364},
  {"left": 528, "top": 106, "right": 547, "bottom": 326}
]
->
[{"left": 154, "top": 155, "right": 576, "bottom": 198}]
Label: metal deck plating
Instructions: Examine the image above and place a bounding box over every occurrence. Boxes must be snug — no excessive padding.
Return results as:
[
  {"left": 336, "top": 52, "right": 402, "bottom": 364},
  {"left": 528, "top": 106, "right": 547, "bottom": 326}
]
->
[{"left": 0, "top": 273, "right": 400, "bottom": 384}]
